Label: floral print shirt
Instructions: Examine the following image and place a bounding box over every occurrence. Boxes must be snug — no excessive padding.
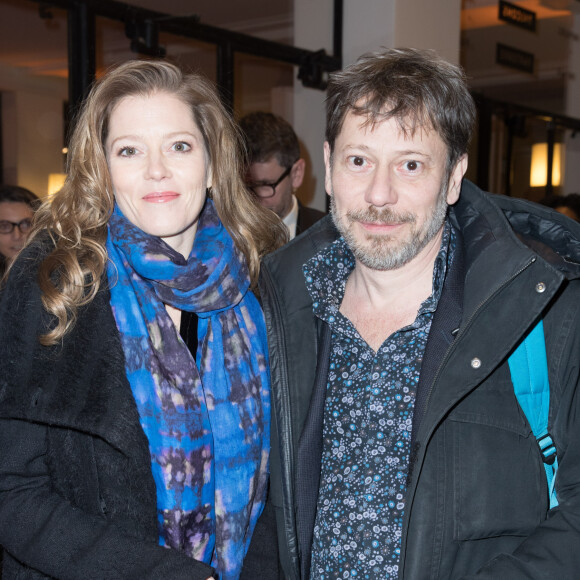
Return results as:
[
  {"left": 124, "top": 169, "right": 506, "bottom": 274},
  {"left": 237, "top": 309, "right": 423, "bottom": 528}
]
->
[{"left": 304, "top": 221, "right": 455, "bottom": 579}]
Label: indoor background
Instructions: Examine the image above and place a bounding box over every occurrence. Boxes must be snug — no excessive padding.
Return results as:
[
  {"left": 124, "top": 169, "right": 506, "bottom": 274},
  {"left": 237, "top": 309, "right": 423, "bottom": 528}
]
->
[{"left": 1, "top": 0, "right": 579, "bottom": 211}]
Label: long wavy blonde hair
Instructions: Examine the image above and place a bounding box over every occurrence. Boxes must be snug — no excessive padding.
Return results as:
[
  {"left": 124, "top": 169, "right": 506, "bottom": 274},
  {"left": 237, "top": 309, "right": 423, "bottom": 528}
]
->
[{"left": 31, "top": 59, "right": 286, "bottom": 346}]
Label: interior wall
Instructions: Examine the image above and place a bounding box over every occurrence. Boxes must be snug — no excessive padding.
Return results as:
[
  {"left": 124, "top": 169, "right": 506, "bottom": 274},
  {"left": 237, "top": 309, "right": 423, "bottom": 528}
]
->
[
  {"left": 293, "top": 0, "right": 334, "bottom": 211},
  {"left": 0, "top": 64, "right": 66, "bottom": 197},
  {"left": 343, "top": 0, "right": 395, "bottom": 67},
  {"left": 15, "top": 91, "right": 64, "bottom": 197},
  {"left": 394, "top": 0, "right": 461, "bottom": 64}
]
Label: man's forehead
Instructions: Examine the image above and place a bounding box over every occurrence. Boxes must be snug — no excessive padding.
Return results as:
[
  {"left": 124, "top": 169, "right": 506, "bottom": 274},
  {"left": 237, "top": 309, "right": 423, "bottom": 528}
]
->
[
  {"left": 335, "top": 109, "right": 446, "bottom": 155},
  {"left": 344, "top": 108, "right": 435, "bottom": 139}
]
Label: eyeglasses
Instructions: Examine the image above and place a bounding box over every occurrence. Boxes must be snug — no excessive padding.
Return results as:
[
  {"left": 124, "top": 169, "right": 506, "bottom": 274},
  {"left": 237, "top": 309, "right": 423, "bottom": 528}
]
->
[
  {"left": 0, "top": 218, "right": 33, "bottom": 234},
  {"left": 247, "top": 160, "right": 298, "bottom": 199}
]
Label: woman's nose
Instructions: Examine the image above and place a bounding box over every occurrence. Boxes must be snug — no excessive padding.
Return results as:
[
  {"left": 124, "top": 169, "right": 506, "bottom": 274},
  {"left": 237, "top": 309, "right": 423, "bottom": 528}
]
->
[{"left": 145, "top": 152, "right": 171, "bottom": 180}]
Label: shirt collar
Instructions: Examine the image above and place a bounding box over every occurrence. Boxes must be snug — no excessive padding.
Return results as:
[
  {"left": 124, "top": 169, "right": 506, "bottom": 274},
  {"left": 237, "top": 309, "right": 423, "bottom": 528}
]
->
[
  {"left": 282, "top": 195, "right": 299, "bottom": 240},
  {"left": 303, "top": 219, "right": 456, "bottom": 325}
]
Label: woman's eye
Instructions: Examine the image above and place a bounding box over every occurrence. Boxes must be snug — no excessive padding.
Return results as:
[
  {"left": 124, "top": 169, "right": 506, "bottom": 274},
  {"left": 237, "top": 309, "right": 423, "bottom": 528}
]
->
[
  {"left": 172, "top": 142, "right": 191, "bottom": 152},
  {"left": 404, "top": 160, "right": 420, "bottom": 171},
  {"left": 119, "top": 146, "right": 137, "bottom": 157}
]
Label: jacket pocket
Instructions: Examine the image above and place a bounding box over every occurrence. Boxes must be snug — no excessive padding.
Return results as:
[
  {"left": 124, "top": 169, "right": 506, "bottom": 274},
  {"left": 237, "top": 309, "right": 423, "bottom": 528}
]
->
[{"left": 449, "top": 386, "right": 546, "bottom": 541}]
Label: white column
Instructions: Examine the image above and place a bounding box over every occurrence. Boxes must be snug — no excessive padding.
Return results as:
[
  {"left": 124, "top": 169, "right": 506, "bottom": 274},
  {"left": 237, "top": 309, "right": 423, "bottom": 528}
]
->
[
  {"left": 394, "top": 0, "right": 462, "bottom": 65},
  {"left": 343, "top": 0, "right": 396, "bottom": 67},
  {"left": 293, "top": 0, "right": 334, "bottom": 211}
]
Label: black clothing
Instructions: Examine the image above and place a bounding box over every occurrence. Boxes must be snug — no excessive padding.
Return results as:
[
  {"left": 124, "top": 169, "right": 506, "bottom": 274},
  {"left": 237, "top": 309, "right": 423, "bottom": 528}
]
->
[
  {"left": 259, "top": 180, "right": 580, "bottom": 579},
  {"left": 180, "top": 310, "right": 199, "bottom": 356},
  {"left": 0, "top": 242, "right": 216, "bottom": 580}
]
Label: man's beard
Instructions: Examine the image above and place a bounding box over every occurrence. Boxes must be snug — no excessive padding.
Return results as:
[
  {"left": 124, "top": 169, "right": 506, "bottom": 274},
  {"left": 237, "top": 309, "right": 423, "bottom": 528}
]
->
[{"left": 330, "top": 183, "right": 449, "bottom": 271}]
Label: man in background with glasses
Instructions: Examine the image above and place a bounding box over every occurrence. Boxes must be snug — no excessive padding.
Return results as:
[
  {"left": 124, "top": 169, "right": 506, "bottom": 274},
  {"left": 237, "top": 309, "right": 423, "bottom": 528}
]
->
[
  {"left": 0, "top": 185, "right": 39, "bottom": 277},
  {"left": 240, "top": 111, "right": 325, "bottom": 240}
]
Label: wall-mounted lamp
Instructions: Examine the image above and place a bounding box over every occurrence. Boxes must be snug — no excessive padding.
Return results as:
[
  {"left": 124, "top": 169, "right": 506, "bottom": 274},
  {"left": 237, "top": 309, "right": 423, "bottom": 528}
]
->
[
  {"left": 530, "top": 143, "right": 563, "bottom": 187},
  {"left": 48, "top": 173, "right": 66, "bottom": 197}
]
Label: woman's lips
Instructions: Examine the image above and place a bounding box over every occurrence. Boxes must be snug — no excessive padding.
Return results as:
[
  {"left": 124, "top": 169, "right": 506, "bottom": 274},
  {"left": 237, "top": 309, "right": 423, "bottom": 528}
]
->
[{"left": 143, "top": 192, "right": 180, "bottom": 203}]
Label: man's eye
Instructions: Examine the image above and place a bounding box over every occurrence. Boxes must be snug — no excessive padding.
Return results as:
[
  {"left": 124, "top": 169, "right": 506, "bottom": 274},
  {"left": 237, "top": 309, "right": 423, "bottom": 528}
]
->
[
  {"left": 404, "top": 160, "right": 419, "bottom": 171},
  {"left": 349, "top": 156, "right": 366, "bottom": 167}
]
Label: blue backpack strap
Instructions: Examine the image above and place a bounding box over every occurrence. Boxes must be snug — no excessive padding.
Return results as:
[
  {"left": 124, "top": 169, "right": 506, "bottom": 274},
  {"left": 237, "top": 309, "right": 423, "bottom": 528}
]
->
[{"left": 508, "top": 320, "right": 558, "bottom": 509}]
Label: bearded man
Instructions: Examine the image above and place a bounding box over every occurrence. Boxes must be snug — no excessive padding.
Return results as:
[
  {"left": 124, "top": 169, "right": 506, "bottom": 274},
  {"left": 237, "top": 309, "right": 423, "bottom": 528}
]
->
[{"left": 256, "top": 47, "right": 580, "bottom": 579}]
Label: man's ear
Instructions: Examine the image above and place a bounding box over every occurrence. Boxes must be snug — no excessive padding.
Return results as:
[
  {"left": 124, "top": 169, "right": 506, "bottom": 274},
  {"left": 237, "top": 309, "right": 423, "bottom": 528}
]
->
[
  {"left": 291, "top": 158, "right": 305, "bottom": 190},
  {"left": 324, "top": 142, "right": 332, "bottom": 196},
  {"left": 447, "top": 155, "right": 468, "bottom": 205}
]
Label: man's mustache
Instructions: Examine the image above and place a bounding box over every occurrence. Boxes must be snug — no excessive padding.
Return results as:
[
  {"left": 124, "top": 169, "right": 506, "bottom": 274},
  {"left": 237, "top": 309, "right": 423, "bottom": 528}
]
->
[{"left": 345, "top": 206, "right": 416, "bottom": 225}]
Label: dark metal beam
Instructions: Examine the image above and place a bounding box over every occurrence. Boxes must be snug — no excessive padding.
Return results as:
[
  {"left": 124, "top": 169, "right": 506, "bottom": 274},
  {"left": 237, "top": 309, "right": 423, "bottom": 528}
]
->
[
  {"left": 32, "top": 0, "right": 341, "bottom": 74},
  {"left": 546, "top": 121, "right": 556, "bottom": 196},
  {"left": 217, "top": 42, "right": 234, "bottom": 114},
  {"left": 474, "top": 96, "right": 492, "bottom": 192},
  {"left": 30, "top": 0, "right": 342, "bottom": 132},
  {"left": 67, "top": 1, "right": 96, "bottom": 125},
  {"left": 505, "top": 120, "right": 515, "bottom": 196},
  {"left": 473, "top": 93, "right": 580, "bottom": 133}
]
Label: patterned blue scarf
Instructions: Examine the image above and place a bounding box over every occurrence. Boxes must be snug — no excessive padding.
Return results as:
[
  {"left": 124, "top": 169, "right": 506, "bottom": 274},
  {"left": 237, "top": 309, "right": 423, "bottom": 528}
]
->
[{"left": 106, "top": 199, "right": 269, "bottom": 580}]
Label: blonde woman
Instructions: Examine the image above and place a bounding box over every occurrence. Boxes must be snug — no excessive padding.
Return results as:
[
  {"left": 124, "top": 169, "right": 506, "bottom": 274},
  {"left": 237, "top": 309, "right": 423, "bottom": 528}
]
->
[{"left": 0, "top": 60, "right": 284, "bottom": 580}]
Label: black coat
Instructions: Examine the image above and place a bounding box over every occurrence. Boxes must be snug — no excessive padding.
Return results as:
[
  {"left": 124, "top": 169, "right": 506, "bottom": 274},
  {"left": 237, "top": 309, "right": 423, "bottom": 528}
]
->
[
  {"left": 0, "top": 242, "right": 216, "bottom": 579},
  {"left": 259, "top": 180, "right": 580, "bottom": 579}
]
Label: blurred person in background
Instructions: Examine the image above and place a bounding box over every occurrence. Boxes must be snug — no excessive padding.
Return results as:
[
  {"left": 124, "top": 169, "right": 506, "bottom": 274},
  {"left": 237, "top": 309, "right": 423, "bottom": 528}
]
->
[
  {"left": 240, "top": 111, "right": 325, "bottom": 240},
  {"left": 0, "top": 60, "right": 285, "bottom": 580},
  {"left": 0, "top": 185, "right": 39, "bottom": 277}
]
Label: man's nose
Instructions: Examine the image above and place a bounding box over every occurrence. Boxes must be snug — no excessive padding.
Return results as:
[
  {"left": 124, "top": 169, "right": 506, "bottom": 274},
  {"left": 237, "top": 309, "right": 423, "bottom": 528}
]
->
[
  {"left": 364, "top": 165, "right": 398, "bottom": 207},
  {"left": 11, "top": 226, "right": 26, "bottom": 242}
]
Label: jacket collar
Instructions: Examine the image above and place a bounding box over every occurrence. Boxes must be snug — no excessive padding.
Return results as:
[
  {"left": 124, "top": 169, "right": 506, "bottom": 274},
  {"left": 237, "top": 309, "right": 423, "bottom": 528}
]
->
[
  {"left": 412, "top": 179, "right": 569, "bottom": 449},
  {"left": 401, "top": 181, "right": 572, "bottom": 572}
]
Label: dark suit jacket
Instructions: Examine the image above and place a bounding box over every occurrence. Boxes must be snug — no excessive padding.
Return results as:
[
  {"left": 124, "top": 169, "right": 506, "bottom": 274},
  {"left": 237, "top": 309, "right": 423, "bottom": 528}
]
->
[{"left": 296, "top": 202, "right": 325, "bottom": 237}]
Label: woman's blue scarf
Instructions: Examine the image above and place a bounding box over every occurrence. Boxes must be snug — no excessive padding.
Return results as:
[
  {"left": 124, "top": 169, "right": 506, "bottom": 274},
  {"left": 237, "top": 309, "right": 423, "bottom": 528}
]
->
[{"left": 106, "top": 199, "right": 270, "bottom": 580}]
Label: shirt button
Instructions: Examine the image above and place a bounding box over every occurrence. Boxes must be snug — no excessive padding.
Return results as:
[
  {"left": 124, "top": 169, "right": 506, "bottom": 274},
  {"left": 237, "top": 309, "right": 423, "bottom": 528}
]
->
[
  {"left": 471, "top": 357, "right": 482, "bottom": 369},
  {"left": 535, "top": 282, "right": 546, "bottom": 293}
]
